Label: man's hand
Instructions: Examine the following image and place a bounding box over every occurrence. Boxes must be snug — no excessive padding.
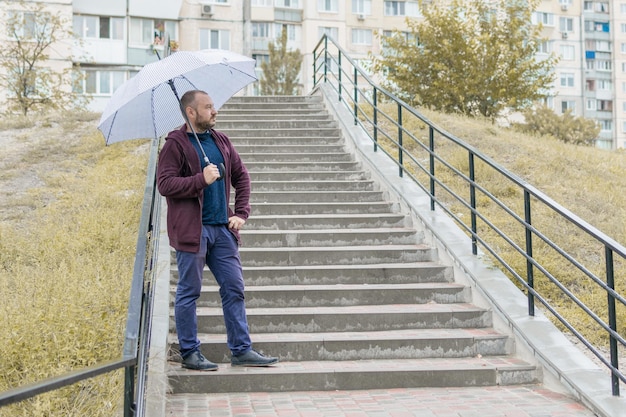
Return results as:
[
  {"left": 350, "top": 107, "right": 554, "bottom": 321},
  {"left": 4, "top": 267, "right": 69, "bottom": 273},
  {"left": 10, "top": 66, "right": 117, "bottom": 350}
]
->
[
  {"left": 203, "top": 163, "right": 221, "bottom": 185},
  {"left": 228, "top": 216, "right": 245, "bottom": 231}
]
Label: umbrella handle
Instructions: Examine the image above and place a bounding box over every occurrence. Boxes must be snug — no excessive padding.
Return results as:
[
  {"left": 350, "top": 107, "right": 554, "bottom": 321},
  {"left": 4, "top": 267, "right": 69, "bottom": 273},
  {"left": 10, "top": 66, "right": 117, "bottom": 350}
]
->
[{"left": 218, "top": 163, "right": 225, "bottom": 181}]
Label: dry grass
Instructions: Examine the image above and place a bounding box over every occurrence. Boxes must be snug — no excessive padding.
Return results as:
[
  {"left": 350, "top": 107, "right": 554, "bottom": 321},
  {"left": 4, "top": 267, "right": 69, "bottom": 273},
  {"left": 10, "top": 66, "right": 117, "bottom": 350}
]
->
[
  {"left": 367, "top": 103, "right": 626, "bottom": 350},
  {"left": 1, "top": 103, "right": 625, "bottom": 415},
  {"left": 0, "top": 112, "right": 149, "bottom": 417}
]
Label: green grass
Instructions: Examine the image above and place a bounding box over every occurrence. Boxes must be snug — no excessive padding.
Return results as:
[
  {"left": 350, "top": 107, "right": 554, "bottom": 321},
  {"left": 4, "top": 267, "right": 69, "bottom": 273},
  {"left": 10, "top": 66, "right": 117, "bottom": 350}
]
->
[{"left": 0, "top": 112, "right": 149, "bottom": 417}]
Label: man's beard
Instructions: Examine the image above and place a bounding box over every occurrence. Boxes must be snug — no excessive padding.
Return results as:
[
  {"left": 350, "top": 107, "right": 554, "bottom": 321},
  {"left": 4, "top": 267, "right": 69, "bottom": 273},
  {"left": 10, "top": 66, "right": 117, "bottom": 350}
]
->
[{"left": 197, "top": 119, "right": 215, "bottom": 132}]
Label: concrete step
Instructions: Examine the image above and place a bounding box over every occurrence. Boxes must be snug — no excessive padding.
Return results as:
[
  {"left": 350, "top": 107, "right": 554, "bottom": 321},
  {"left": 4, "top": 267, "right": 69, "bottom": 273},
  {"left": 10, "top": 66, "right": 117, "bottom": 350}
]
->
[
  {"left": 220, "top": 102, "right": 323, "bottom": 111},
  {"left": 167, "top": 356, "right": 539, "bottom": 393},
  {"left": 250, "top": 190, "right": 385, "bottom": 203},
  {"left": 249, "top": 170, "right": 369, "bottom": 181},
  {"left": 249, "top": 202, "right": 396, "bottom": 216},
  {"left": 239, "top": 228, "right": 420, "bottom": 247},
  {"left": 171, "top": 262, "right": 454, "bottom": 286},
  {"left": 230, "top": 137, "right": 344, "bottom": 146},
  {"left": 226, "top": 95, "right": 322, "bottom": 104},
  {"left": 182, "top": 303, "right": 492, "bottom": 334},
  {"left": 169, "top": 328, "right": 510, "bottom": 362},
  {"left": 244, "top": 214, "right": 411, "bottom": 229},
  {"left": 218, "top": 120, "right": 338, "bottom": 130},
  {"left": 244, "top": 161, "right": 361, "bottom": 171},
  {"left": 250, "top": 180, "right": 375, "bottom": 192},
  {"left": 224, "top": 128, "right": 341, "bottom": 138},
  {"left": 217, "top": 113, "right": 333, "bottom": 121},
  {"left": 173, "top": 283, "right": 471, "bottom": 308},
  {"left": 235, "top": 144, "right": 346, "bottom": 154},
  {"left": 237, "top": 244, "right": 437, "bottom": 267},
  {"left": 240, "top": 152, "right": 351, "bottom": 162}
]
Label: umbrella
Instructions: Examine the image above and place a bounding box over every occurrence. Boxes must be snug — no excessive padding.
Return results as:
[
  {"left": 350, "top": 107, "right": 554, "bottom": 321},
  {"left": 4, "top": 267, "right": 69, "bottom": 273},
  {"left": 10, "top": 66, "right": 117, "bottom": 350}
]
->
[{"left": 97, "top": 48, "right": 257, "bottom": 145}]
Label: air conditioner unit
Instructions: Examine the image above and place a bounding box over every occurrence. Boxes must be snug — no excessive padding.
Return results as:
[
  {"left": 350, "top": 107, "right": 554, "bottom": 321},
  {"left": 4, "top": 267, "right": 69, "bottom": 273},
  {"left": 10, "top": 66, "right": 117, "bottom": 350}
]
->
[
  {"left": 201, "top": 4, "right": 213, "bottom": 17},
  {"left": 561, "top": 4, "right": 569, "bottom": 11},
  {"left": 562, "top": 31, "right": 569, "bottom": 39},
  {"left": 357, "top": 14, "right": 365, "bottom": 21}
]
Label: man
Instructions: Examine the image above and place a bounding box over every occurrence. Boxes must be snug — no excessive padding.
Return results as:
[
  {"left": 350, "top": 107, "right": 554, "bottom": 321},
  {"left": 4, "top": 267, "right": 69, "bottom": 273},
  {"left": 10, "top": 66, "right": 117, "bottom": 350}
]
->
[{"left": 157, "top": 90, "right": 278, "bottom": 370}]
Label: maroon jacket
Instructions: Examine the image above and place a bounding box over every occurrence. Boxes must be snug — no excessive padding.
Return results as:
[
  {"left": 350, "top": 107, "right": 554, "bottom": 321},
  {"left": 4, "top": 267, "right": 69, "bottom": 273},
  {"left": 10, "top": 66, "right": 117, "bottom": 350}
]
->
[{"left": 157, "top": 125, "right": 251, "bottom": 252}]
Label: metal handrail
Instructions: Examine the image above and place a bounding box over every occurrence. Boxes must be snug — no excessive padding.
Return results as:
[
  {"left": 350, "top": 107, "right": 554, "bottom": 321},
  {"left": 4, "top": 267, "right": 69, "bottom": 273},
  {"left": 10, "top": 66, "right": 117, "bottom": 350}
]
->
[
  {"left": 0, "top": 136, "right": 162, "bottom": 416},
  {"left": 313, "top": 34, "right": 625, "bottom": 396}
]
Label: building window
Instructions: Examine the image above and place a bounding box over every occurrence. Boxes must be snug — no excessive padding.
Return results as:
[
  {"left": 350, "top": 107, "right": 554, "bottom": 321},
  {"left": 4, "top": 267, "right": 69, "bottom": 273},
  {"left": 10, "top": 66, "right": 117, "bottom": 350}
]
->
[
  {"left": 597, "top": 60, "right": 612, "bottom": 71},
  {"left": 274, "top": 23, "right": 297, "bottom": 41},
  {"left": 597, "top": 100, "right": 612, "bottom": 111},
  {"left": 598, "top": 80, "right": 612, "bottom": 90},
  {"left": 79, "top": 70, "right": 125, "bottom": 95},
  {"left": 276, "top": 0, "right": 300, "bottom": 7},
  {"left": 561, "top": 100, "right": 575, "bottom": 114},
  {"left": 560, "top": 72, "right": 575, "bottom": 87},
  {"left": 252, "top": 53, "right": 269, "bottom": 66},
  {"left": 251, "top": 0, "right": 272, "bottom": 5},
  {"left": 599, "top": 120, "right": 612, "bottom": 131},
  {"left": 587, "top": 99, "right": 596, "bottom": 110},
  {"left": 319, "top": 26, "right": 339, "bottom": 40},
  {"left": 130, "top": 18, "right": 176, "bottom": 45},
  {"left": 318, "top": 0, "right": 338, "bottom": 12},
  {"left": 586, "top": 79, "right": 595, "bottom": 91},
  {"left": 352, "top": 0, "right": 372, "bottom": 15},
  {"left": 252, "top": 22, "right": 270, "bottom": 38},
  {"left": 199, "top": 29, "right": 230, "bottom": 49},
  {"left": 537, "top": 40, "right": 551, "bottom": 54},
  {"left": 351, "top": 29, "right": 372, "bottom": 45},
  {"left": 560, "top": 45, "right": 575, "bottom": 60},
  {"left": 559, "top": 17, "right": 573, "bottom": 32},
  {"left": 74, "top": 16, "right": 124, "bottom": 40},
  {"left": 596, "top": 40, "right": 611, "bottom": 52},
  {"left": 386, "top": 1, "right": 407, "bottom": 15},
  {"left": 533, "top": 12, "right": 554, "bottom": 26}
]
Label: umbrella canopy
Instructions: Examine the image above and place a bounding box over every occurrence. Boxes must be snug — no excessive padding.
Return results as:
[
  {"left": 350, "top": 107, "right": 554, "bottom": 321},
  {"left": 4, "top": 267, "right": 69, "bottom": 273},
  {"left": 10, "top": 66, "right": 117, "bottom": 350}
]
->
[{"left": 97, "top": 49, "right": 257, "bottom": 144}]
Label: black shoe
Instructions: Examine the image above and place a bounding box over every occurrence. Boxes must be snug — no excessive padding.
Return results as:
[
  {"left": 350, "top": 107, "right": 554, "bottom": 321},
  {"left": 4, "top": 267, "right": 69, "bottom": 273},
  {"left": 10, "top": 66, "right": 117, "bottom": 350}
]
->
[
  {"left": 231, "top": 349, "right": 279, "bottom": 367},
  {"left": 182, "top": 350, "right": 218, "bottom": 371}
]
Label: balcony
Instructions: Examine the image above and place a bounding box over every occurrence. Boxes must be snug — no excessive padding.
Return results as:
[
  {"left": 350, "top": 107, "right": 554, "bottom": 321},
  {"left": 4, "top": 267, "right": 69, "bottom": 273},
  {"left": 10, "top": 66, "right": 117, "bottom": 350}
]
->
[{"left": 275, "top": 8, "right": 302, "bottom": 22}]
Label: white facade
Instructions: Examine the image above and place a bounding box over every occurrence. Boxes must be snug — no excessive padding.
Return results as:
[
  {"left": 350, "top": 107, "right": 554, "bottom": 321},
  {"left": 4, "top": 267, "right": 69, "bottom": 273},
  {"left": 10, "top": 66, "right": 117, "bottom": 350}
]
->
[{"left": 2, "top": 0, "right": 625, "bottom": 148}]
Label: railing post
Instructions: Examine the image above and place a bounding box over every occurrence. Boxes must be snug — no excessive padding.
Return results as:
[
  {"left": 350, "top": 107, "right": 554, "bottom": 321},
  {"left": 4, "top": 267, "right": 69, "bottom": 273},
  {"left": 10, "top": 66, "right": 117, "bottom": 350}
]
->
[
  {"left": 429, "top": 126, "right": 435, "bottom": 211},
  {"left": 323, "top": 36, "right": 328, "bottom": 84},
  {"left": 373, "top": 87, "right": 378, "bottom": 152},
  {"left": 338, "top": 51, "right": 342, "bottom": 102},
  {"left": 124, "top": 365, "right": 136, "bottom": 417},
  {"left": 312, "top": 47, "right": 317, "bottom": 86},
  {"left": 353, "top": 66, "right": 358, "bottom": 125},
  {"left": 469, "top": 153, "right": 477, "bottom": 255},
  {"left": 524, "top": 190, "right": 535, "bottom": 316},
  {"left": 397, "top": 103, "right": 403, "bottom": 177},
  {"left": 605, "top": 246, "right": 620, "bottom": 396}
]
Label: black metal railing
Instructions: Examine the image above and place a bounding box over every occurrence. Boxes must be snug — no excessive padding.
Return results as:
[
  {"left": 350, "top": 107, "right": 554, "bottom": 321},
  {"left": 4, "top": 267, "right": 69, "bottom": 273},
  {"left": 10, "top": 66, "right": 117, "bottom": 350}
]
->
[
  {"left": 0, "top": 136, "right": 162, "bottom": 416},
  {"left": 313, "top": 34, "right": 625, "bottom": 396}
]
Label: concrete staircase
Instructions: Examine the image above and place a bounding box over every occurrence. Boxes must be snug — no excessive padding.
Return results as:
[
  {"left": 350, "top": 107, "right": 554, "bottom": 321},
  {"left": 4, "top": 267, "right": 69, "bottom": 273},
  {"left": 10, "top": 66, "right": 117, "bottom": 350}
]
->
[{"left": 166, "top": 95, "right": 539, "bottom": 394}]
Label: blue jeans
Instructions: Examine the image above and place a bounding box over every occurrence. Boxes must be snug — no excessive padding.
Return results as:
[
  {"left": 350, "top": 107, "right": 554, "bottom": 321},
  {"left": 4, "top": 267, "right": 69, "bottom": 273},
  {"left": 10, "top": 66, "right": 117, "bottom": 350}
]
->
[{"left": 175, "top": 224, "right": 251, "bottom": 358}]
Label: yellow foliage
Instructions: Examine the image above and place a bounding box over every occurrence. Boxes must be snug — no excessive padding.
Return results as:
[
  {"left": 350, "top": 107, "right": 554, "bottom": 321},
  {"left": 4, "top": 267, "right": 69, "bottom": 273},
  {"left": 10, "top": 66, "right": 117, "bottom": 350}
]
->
[{"left": 0, "top": 112, "right": 149, "bottom": 416}]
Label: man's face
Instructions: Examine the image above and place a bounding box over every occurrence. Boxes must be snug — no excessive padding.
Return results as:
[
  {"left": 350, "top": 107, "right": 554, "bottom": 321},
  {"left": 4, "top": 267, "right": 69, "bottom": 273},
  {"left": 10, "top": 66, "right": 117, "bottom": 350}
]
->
[{"left": 190, "top": 93, "right": 217, "bottom": 132}]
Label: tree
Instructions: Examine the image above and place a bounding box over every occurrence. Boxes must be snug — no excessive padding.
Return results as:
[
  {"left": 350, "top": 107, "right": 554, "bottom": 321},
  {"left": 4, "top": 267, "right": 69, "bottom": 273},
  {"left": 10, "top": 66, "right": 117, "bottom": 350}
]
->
[
  {"left": 260, "top": 28, "right": 302, "bottom": 95},
  {"left": 371, "top": 0, "right": 558, "bottom": 120},
  {"left": 513, "top": 105, "right": 600, "bottom": 146},
  {"left": 0, "top": 1, "right": 88, "bottom": 115}
]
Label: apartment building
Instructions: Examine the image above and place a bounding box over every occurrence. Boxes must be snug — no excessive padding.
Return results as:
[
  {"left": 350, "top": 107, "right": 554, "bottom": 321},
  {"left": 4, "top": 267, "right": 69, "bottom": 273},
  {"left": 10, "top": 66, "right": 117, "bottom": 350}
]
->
[{"left": 2, "top": 0, "right": 625, "bottom": 149}]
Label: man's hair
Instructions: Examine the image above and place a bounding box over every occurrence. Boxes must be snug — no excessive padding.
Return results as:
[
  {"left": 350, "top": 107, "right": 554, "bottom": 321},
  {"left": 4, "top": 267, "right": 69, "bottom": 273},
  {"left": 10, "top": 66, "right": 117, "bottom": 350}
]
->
[{"left": 180, "top": 90, "right": 207, "bottom": 112}]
